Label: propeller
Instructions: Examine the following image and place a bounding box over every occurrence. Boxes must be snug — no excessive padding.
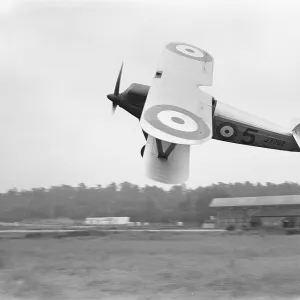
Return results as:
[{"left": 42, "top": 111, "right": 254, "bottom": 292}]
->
[{"left": 107, "top": 62, "right": 123, "bottom": 114}]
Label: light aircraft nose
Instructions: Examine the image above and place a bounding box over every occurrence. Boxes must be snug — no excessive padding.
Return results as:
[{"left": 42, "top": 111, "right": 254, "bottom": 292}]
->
[{"left": 107, "top": 94, "right": 118, "bottom": 102}]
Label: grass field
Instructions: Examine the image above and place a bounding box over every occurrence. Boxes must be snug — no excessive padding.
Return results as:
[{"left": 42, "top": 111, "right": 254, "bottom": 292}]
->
[{"left": 0, "top": 231, "right": 300, "bottom": 299}]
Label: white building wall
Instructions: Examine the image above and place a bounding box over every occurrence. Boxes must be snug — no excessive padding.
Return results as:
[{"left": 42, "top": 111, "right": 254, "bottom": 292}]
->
[{"left": 84, "top": 217, "right": 130, "bottom": 225}]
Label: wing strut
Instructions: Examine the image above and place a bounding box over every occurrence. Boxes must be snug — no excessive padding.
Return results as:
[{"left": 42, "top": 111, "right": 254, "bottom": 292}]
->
[{"left": 155, "top": 139, "right": 176, "bottom": 160}]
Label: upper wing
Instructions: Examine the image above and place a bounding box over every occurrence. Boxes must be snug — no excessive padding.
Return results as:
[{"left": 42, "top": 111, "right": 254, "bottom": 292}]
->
[
  {"left": 140, "top": 42, "right": 214, "bottom": 145},
  {"left": 213, "top": 101, "right": 300, "bottom": 152}
]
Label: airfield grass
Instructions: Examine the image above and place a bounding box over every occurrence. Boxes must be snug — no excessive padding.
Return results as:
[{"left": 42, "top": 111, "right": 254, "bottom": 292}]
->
[{"left": 0, "top": 232, "right": 299, "bottom": 299}]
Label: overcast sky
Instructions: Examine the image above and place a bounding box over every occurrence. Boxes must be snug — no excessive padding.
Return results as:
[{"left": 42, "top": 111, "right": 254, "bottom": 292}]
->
[{"left": 1, "top": 0, "right": 300, "bottom": 192}]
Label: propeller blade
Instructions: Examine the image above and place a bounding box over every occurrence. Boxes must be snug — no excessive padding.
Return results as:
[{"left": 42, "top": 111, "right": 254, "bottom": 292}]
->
[
  {"left": 112, "top": 103, "right": 117, "bottom": 114},
  {"left": 114, "top": 62, "right": 123, "bottom": 95},
  {"left": 108, "top": 62, "right": 124, "bottom": 115}
]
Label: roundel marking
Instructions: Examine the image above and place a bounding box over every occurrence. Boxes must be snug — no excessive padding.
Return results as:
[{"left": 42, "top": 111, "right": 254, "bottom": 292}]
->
[
  {"left": 216, "top": 122, "right": 238, "bottom": 141},
  {"left": 143, "top": 105, "right": 209, "bottom": 141},
  {"left": 220, "top": 126, "right": 234, "bottom": 137},
  {"left": 157, "top": 110, "right": 199, "bottom": 132},
  {"left": 171, "top": 117, "right": 184, "bottom": 124},
  {"left": 175, "top": 45, "right": 204, "bottom": 58},
  {"left": 166, "top": 42, "right": 213, "bottom": 62}
]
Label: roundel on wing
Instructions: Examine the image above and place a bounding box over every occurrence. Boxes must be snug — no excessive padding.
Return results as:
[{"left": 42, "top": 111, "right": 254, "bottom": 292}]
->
[
  {"left": 143, "top": 105, "right": 209, "bottom": 141},
  {"left": 216, "top": 122, "right": 238, "bottom": 141},
  {"left": 166, "top": 42, "right": 213, "bottom": 63}
]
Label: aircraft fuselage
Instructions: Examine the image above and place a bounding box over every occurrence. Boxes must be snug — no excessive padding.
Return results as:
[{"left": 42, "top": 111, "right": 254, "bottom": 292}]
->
[{"left": 109, "top": 83, "right": 300, "bottom": 152}]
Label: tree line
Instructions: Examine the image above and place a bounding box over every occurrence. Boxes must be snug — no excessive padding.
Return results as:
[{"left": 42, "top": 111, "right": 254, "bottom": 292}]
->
[{"left": 0, "top": 181, "right": 300, "bottom": 223}]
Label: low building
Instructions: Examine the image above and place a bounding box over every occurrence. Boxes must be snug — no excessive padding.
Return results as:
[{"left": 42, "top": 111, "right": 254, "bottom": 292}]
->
[
  {"left": 84, "top": 216, "right": 130, "bottom": 225},
  {"left": 210, "top": 195, "right": 300, "bottom": 229},
  {"left": 202, "top": 221, "right": 215, "bottom": 229}
]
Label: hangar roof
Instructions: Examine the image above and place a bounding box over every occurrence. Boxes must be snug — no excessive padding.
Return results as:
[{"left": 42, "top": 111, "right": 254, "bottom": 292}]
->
[{"left": 210, "top": 195, "right": 300, "bottom": 207}]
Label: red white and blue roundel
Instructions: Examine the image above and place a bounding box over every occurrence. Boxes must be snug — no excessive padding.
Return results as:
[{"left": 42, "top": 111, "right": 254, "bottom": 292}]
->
[
  {"left": 143, "top": 104, "right": 206, "bottom": 141},
  {"left": 216, "top": 122, "right": 238, "bottom": 141}
]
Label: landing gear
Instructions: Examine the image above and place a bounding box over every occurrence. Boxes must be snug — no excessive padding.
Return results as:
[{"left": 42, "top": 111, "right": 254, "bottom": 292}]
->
[
  {"left": 140, "top": 139, "right": 176, "bottom": 160},
  {"left": 155, "top": 139, "right": 176, "bottom": 160},
  {"left": 140, "top": 145, "right": 145, "bottom": 157}
]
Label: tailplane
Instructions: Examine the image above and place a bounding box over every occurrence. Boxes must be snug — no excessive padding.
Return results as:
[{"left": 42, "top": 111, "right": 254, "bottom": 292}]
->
[{"left": 292, "top": 122, "right": 300, "bottom": 147}]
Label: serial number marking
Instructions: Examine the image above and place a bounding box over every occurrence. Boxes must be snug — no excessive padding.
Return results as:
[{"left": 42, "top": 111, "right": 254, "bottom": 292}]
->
[{"left": 264, "top": 138, "right": 286, "bottom": 147}]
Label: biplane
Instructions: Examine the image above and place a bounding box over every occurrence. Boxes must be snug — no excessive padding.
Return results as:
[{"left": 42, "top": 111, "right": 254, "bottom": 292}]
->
[{"left": 107, "top": 42, "right": 300, "bottom": 184}]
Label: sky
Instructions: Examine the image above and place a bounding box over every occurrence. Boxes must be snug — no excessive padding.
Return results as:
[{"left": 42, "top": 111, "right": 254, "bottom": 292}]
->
[{"left": 1, "top": 0, "right": 300, "bottom": 192}]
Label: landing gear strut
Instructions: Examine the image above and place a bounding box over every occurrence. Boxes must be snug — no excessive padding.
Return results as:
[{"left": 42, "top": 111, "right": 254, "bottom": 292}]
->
[
  {"left": 155, "top": 139, "right": 176, "bottom": 160},
  {"left": 140, "top": 139, "right": 176, "bottom": 160},
  {"left": 140, "top": 145, "right": 145, "bottom": 157}
]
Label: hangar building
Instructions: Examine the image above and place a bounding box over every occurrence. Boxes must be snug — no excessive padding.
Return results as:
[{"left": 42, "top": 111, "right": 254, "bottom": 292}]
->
[{"left": 210, "top": 195, "right": 300, "bottom": 229}]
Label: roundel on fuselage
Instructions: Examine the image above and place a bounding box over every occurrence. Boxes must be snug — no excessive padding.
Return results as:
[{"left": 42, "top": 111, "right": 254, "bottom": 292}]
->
[{"left": 216, "top": 122, "right": 238, "bottom": 141}]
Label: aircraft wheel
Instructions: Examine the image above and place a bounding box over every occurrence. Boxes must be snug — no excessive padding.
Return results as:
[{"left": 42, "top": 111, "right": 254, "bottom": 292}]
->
[{"left": 141, "top": 145, "right": 145, "bottom": 157}]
